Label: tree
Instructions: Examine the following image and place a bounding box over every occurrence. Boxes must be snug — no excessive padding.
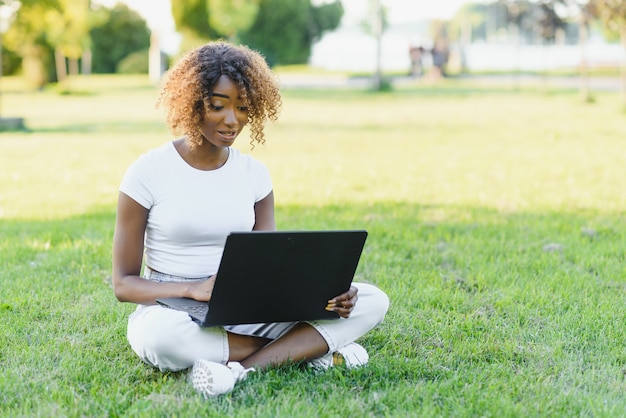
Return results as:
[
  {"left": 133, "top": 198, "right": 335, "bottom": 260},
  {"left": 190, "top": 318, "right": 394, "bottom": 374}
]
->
[
  {"left": 240, "top": 0, "right": 344, "bottom": 66},
  {"left": 0, "top": 0, "right": 21, "bottom": 76},
  {"left": 171, "top": 0, "right": 219, "bottom": 53},
  {"left": 89, "top": 4, "right": 150, "bottom": 74},
  {"left": 240, "top": 0, "right": 310, "bottom": 65},
  {"left": 310, "top": 0, "right": 344, "bottom": 41},
  {"left": 451, "top": 2, "right": 490, "bottom": 43},
  {"left": 3, "top": 0, "right": 59, "bottom": 87},
  {"left": 587, "top": 0, "right": 626, "bottom": 105},
  {"left": 492, "top": 0, "right": 563, "bottom": 43},
  {"left": 209, "top": 0, "right": 259, "bottom": 42},
  {"left": 0, "top": 0, "right": 23, "bottom": 126},
  {"left": 2, "top": 0, "right": 150, "bottom": 85},
  {"left": 352, "top": 0, "right": 388, "bottom": 89},
  {"left": 170, "top": 0, "right": 343, "bottom": 66},
  {"left": 46, "top": 0, "right": 90, "bottom": 81},
  {"left": 534, "top": 1, "right": 568, "bottom": 43},
  {"left": 578, "top": 1, "right": 595, "bottom": 102},
  {"left": 359, "top": 0, "right": 389, "bottom": 88}
]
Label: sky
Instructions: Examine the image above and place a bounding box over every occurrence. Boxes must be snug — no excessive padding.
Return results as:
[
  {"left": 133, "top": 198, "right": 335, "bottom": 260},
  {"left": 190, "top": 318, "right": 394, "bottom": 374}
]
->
[{"left": 93, "top": 0, "right": 472, "bottom": 54}]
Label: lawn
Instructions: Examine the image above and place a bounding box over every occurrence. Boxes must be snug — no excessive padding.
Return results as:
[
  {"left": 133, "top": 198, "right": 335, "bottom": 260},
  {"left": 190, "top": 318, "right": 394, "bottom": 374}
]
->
[{"left": 1, "top": 73, "right": 626, "bottom": 417}]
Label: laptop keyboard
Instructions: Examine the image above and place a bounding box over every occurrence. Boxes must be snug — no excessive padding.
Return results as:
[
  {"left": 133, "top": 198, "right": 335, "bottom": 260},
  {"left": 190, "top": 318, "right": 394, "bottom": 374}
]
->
[{"left": 184, "top": 304, "right": 209, "bottom": 317}]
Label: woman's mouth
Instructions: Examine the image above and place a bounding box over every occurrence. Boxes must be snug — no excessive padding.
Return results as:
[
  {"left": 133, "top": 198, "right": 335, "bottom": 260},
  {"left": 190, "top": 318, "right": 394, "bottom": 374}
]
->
[{"left": 218, "top": 130, "right": 237, "bottom": 140}]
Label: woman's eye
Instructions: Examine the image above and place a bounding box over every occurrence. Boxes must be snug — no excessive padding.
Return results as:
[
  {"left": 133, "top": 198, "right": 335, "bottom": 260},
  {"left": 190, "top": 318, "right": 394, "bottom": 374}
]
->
[
  {"left": 210, "top": 104, "right": 223, "bottom": 111},
  {"left": 237, "top": 106, "right": 249, "bottom": 112}
]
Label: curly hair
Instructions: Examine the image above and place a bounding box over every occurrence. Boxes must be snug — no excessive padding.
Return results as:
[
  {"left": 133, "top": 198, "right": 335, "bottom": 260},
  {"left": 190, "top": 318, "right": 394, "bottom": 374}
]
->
[{"left": 156, "top": 41, "right": 281, "bottom": 149}]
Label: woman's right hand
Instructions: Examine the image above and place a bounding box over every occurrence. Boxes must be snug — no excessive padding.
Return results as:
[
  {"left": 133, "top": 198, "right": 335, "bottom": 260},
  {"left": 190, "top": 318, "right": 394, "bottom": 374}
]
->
[{"left": 187, "top": 275, "right": 216, "bottom": 302}]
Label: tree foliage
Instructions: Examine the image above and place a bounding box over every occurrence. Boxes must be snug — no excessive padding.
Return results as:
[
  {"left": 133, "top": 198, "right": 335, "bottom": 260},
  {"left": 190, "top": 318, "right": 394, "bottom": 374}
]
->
[
  {"left": 496, "top": 0, "right": 567, "bottom": 44},
  {"left": 535, "top": 1, "right": 568, "bottom": 42},
  {"left": 310, "top": 0, "right": 344, "bottom": 40},
  {"left": 585, "top": 0, "right": 626, "bottom": 105},
  {"left": 449, "top": 2, "right": 489, "bottom": 42},
  {"left": 46, "top": 0, "right": 90, "bottom": 59},
  {"left": 586, "top": 0, "right": 626, "bottom": 44},
  {"left": 452, "top": 1, "right": 571, "bottom": 44},
  {"left": 171, "top": 0, "right": 343, "bottom": 65},
  {"left": 89, "top": 4, "right": 150, "bottom": 74},
  {"left": 171, "top": 0, "right": 218, "bottom": 52},
  {"left": 240, "top": 0, "right": 343, "bottom": 65},
  {"left": 209, "top": 0, "right": 259, "bottom": 41},
  {"left": 239, "top": 0, "right": 310, "bottom": 65},
  {"left": 3, "top": 0, "right": 59, "bottom": 86},
  {"left": 2, "top": 1, "right": 150, "bottom": 83},
  {"left": 1, "top": 0, "right": 55, "bottom": 5}
]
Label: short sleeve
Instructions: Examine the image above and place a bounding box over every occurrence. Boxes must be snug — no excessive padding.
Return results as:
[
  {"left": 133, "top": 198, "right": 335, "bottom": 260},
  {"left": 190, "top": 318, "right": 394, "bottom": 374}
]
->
[
  {"left": 251, "top": 159, "right": 273, "bottom": 202},
  {"left": 119, "top": 154, "right": 154, "bottom": 210}
]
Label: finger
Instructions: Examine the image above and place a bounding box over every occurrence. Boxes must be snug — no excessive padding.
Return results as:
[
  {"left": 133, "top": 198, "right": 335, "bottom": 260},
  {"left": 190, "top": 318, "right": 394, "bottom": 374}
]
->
[
  {"left": 336, "top": 305, "right": 352, "bottom": 318},
  {"left": 330, "top": 288, "right": 353, "bottom": 304},
  {"left": 326, "top": 289, "right": 357, "bottom": 311},
  {"left": 325, "top": 300, "right": 347, "bottom": 311},
  {"left": 332, "top": 298, "right": 352, "bottom": 307},
  {"left": 325, "top": 299, "right": 354, "bottom": 315},
  {"left": 325, "top": 304, "right": 349, "bottom": 315},
  {"left": 326, "top": 296, "right": 347, "bottom": 308}
]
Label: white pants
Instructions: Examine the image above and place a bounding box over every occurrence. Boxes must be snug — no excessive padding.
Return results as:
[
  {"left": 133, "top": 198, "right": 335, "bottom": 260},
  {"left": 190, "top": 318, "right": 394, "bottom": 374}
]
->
[{"left": 127, "top": 269, "right": 389, "bottom": 371}]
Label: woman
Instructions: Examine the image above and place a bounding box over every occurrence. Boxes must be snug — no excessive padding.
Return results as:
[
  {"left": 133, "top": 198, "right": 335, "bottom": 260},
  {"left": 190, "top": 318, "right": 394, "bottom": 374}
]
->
[{"left": 112, "top": 41, "right": 389, "bottom": 397}]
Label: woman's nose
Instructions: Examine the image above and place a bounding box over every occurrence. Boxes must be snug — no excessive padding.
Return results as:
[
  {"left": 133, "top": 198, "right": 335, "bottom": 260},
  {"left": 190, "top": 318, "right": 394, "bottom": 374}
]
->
[{"left": 223, "top": 108, "right": 238, "bottom": 127}]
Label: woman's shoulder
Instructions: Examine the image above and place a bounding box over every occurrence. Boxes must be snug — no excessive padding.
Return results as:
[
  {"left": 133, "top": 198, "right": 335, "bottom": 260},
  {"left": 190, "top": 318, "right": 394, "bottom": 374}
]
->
[
  {"left": 227, "top": 148, "right": 272, "bottom": 196},
  {"left": 228, "top": 147, "right": 267, "bottom": 171},
  {"left": 131, "top": 141, "right": 177, "bottom": 168},
  {"left": 143, "top": 141, "right": 176, "bottom": 160}
]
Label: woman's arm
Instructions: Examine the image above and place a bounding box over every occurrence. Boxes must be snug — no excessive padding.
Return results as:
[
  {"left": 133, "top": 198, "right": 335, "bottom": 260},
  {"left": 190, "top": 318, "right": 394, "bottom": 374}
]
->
[
  {"left": 253, "top": 191, "right": 275, "bottom": 231},
  {"left": 111, "top": 192, "right": 214, "bottom": 305}
]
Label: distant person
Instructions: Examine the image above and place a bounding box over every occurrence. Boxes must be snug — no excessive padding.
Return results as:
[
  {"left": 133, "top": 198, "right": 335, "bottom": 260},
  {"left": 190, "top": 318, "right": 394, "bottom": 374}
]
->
[
  {"left": 409, "top": 45, "right": 425, "bottom": 77},
  {"left": 431, "top": 39, "right": 450, "bottom": 78},
  {"left": 111, "top": 41, "right": 389, "bottom": 397}
]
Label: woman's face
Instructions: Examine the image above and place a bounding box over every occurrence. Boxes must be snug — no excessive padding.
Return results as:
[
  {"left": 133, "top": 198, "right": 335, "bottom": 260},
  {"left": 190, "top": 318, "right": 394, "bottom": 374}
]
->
[{"left": 199, "top": 75, "right": 248, "bottom": 148}]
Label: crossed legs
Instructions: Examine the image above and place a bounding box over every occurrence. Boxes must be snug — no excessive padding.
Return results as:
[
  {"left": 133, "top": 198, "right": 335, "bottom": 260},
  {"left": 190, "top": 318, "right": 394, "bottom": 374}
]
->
[
  {"left": 228, "top": 323, "right": 328, "bottom": 369},
  {"left": 128, "top": 282, "right": 388, "bottom": 372}
]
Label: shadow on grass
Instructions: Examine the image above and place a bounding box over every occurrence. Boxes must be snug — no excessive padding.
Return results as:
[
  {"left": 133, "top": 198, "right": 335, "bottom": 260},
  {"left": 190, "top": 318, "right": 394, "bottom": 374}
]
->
[
  {"left": 10, "top": 120, "right": 167, "bottom": 135},
  {"left": 1, "top": 202, "right": 625, "bottom": 415}
]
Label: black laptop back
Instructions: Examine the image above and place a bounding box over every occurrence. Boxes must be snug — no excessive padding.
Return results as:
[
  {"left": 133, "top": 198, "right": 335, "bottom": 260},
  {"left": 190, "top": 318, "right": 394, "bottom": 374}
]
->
[{"left": 157, "top": 230, "right": 368, "bottom": 326}]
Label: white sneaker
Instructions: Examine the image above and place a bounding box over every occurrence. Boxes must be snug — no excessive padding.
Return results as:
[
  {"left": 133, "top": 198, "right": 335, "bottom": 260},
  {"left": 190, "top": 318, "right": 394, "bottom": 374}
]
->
[
  {"left": 308, "top": 342, "right": 369, "bottom": 370},
  {"left": 190, "top": 360, "right": 254, "bottom": 397}
]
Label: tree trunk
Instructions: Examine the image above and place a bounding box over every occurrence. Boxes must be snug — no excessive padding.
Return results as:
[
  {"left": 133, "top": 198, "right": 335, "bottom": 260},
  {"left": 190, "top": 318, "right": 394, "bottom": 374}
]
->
[
  {"left": 579, "top": 18, "right": 591, "bottom": 102},
  {"left": 68, "top": 58, "right": 79, "bottom": 77},
  {"left": 149, "top": 30, "right": 162, "bottom": 84},
  {"left": 81, "top": 49, "right": 92, "bottom": 76},
  {"left": 23, "top": 45, "right": 48, "bottom": 89},
  {"left": 55, "top": 48, "right": 67, "bottom": 83},
  {"left": 372, "top": 0, "right": 383, "bottom": 90},
  {"left": 621, "top": 27, "right": 626, "bottom": 107},
  {"left": 0, "top": 31, "right": 4, "bottom": 118}
]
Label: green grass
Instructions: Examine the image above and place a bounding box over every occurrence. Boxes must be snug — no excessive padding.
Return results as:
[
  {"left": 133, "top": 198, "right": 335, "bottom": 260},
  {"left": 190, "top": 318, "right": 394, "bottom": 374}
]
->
[{"left": 1, "top": 74, "right": 626, "bottom": 417}]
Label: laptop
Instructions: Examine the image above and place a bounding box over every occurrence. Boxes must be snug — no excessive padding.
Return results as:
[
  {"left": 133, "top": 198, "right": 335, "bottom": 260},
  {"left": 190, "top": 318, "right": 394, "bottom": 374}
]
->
[{"left": 156, "top": 230, "right": 368, "bottom": 327}]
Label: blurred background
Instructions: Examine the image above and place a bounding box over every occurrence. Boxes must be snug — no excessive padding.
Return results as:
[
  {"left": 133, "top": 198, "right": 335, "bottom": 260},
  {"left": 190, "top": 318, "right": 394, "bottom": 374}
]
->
[{"left": 0, "top": 0, "right": 624, "bottom": 94}]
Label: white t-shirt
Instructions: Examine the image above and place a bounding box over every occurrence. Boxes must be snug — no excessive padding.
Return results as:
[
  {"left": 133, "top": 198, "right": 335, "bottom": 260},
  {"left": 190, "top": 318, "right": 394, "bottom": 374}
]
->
[{"left": 119, "top": 141, "right": 272, "bottom": 278}]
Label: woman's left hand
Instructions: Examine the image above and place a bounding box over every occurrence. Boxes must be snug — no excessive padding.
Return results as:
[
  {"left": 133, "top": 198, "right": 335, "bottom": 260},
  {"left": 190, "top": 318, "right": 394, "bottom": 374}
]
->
[{"left": 326, "top": 285, "right": 358, "bottom": 318}]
